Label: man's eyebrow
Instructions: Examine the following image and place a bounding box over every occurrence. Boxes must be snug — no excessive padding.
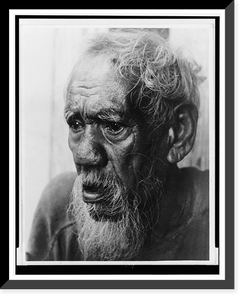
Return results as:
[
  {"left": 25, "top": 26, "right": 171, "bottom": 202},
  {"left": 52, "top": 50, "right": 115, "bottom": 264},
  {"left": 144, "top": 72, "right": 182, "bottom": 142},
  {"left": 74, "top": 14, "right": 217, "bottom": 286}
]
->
[
  {"left": 64, "top": 107, "right": 80, "bottom": 121},
  {"left": 95, "top": 108, "right": 126, "bottom": 120},
  {"left": 95, "top": 109, "right": 139, "bottom": 126}
]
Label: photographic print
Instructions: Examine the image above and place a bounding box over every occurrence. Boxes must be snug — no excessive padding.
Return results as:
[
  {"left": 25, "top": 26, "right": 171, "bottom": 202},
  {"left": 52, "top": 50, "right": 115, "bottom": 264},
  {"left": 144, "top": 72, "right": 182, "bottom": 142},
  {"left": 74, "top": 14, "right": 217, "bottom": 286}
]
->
[{"left": 6, "top": 5, "right": 234, "bottom": 289}]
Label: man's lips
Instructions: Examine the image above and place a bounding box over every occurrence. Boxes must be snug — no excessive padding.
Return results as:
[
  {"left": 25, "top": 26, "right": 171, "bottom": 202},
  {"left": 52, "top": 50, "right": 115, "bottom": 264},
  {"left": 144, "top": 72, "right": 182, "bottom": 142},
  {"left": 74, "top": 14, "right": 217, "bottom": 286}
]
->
[{"left": 82, "top": 185, "right": 104, "bottom": 203}]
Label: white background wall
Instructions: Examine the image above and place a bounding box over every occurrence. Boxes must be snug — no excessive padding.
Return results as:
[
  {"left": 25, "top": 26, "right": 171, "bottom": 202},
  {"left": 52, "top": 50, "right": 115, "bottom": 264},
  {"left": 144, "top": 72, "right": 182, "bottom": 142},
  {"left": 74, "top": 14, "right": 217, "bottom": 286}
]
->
[{"left": 20, "top": 25, "right": 210, "bottom": 250}]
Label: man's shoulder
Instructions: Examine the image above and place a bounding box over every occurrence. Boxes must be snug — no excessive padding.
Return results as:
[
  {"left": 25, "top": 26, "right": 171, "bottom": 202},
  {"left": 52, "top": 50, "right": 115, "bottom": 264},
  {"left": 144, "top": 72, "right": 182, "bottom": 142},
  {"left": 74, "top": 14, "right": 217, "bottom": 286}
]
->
[
  {"left": 170, "top": 167, "right": 209, "bottom": 260},
  {"left": 38, "top": 171, "right": 77, "bottom": 218},
  {"left": 27, "top": 172, "right": 78, "bottom": 261},
  {"left": 42, "top": 171, "right": 77, "bottom": 198}
]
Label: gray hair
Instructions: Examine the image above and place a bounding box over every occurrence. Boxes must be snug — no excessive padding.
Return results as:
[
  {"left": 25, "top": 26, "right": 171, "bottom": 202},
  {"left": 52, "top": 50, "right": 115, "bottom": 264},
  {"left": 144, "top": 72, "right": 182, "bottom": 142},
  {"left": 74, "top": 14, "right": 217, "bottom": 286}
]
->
[{"left": 76, "top": 29, "right": 202, "bottom": 130}]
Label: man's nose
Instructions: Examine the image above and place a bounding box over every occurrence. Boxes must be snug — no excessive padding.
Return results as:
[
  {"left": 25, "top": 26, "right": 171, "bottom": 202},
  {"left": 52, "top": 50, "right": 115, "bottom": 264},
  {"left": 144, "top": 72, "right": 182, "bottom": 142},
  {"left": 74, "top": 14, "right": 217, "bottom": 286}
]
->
[{"left": 74, "top": 126, "right": 108, "bottom": 168}]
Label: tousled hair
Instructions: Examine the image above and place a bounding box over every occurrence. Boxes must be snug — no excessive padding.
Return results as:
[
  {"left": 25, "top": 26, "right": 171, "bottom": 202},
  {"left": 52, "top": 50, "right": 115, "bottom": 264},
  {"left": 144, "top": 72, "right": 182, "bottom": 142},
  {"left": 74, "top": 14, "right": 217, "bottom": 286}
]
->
[{"left": 78, "top": 29, "right": 202, "bottom": 130}]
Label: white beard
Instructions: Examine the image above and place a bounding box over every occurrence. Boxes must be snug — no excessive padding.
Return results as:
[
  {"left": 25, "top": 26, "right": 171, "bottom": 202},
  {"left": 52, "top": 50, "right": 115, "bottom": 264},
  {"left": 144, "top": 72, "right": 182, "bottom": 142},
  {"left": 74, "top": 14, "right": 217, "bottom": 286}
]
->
[{"left": 68, "top": 172, "right": 147, "bottom": 261}]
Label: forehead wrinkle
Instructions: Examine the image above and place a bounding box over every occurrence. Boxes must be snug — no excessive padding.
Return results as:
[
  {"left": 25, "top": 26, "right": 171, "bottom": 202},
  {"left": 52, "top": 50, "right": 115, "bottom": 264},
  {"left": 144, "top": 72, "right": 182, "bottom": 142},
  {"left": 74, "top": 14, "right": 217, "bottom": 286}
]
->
[
  {"left": 71, "top": 79, "right": 102, "bottom": 89},
  {"left": 69, "top": 79, "right": 102, "bottom": 97}
]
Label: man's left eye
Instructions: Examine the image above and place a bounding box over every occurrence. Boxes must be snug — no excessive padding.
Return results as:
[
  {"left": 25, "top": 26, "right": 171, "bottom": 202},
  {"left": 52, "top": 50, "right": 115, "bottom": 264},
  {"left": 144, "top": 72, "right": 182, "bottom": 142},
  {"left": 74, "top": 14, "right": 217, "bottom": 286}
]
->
[
  {"left": 105, "top": 122, "right": 124, "bottom": 134},
  {"left": 104, "top": 122, "right": 124, "bottom": 134}
]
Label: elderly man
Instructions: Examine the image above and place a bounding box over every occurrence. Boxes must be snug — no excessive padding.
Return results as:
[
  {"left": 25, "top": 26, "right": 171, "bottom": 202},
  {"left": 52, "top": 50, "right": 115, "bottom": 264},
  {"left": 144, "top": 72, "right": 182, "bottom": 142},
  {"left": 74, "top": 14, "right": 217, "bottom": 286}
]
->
[{"left": 26, "top": 29, "right": 209, "bottom": 261}]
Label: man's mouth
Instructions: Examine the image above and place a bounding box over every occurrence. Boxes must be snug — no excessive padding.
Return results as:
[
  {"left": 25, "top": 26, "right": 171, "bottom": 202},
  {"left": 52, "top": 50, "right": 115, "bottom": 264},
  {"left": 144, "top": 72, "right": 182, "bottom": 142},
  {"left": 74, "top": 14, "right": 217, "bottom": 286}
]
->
[{"left": 82, "top": 184, "right": 104, "bottom": 204}]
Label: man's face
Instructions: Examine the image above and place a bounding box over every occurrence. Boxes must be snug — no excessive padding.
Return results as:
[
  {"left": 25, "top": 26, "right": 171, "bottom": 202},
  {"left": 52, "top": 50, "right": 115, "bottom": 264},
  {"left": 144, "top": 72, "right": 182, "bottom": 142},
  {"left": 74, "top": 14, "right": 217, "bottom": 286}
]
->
[
  {"left": 65, "top": 54, "right": 166, "bottom": 260},
  {"left": 65, "top": 55, "right": 153, "bottom": 212}
]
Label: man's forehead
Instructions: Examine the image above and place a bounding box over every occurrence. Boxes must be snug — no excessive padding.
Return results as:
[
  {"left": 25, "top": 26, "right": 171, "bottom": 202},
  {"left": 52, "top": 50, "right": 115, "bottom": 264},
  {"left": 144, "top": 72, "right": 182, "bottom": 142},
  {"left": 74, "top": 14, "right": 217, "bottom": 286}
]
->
[
  {"left": 65, "top": 86, "right": 127, "bottom": 116},
  {"left": 66, "top": 55, "right": 129, "bottom": 113},
  {"left": 71, "top": 54, "right": 114, "bottom": 82}
]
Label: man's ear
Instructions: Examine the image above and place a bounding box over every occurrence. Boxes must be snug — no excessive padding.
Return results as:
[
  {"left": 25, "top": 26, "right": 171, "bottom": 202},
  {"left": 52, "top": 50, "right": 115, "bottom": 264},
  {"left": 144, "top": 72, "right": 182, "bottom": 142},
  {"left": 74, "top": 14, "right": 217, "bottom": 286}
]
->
[{"left": 167, "top": 103, "right": 198, "bottom": 164}]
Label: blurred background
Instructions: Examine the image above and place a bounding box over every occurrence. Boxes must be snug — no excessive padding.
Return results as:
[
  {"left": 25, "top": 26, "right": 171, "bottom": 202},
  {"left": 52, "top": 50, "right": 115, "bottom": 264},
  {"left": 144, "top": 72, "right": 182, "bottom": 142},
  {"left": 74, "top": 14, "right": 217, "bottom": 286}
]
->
[{"left": 20, "top": 26, "right": 210, "bottom": 250}]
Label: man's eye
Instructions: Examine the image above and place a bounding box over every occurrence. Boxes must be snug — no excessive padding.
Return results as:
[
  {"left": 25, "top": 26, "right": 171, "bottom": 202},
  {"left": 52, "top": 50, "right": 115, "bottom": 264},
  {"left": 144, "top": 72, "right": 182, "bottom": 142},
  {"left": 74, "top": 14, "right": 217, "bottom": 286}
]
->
[
  {"left": 104, "top": 122, "right": 124, "bottom": 135},
  {"left": 68, "top": 119, "right": 84, "bottom": 132}
]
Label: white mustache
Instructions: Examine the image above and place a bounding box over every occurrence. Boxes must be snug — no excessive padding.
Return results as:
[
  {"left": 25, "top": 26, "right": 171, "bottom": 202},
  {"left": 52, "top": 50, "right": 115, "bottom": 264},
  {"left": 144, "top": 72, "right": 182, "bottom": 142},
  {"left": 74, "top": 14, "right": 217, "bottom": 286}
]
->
[{"left": 78, "top": 169, "right": 123, "bottom": 193}]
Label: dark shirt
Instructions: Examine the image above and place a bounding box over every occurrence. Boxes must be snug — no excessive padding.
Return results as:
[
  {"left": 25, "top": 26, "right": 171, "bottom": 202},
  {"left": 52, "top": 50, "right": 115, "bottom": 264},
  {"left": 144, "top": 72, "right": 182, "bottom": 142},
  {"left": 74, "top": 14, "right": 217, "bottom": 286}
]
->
[{"left": 26, "top": 167, "right": 209, "bottom": 261}]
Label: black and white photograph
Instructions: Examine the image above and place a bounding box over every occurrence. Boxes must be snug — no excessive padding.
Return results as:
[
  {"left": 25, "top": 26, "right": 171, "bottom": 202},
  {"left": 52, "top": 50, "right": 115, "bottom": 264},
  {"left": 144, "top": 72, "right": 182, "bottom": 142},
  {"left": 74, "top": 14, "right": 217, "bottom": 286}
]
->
[
  {"left": 19, "top": 19, "right": 215, "bottom": 264},
  {"left": 6, "top": 5, "right": 236, "bottom": 290}
]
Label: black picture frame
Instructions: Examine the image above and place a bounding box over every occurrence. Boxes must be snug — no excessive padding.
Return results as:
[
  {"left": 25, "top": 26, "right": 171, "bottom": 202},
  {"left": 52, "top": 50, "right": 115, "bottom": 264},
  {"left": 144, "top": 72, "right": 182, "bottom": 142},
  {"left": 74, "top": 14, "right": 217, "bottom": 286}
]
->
[{"left": 4, "top": 1, "right": 236, "bottom": 291}]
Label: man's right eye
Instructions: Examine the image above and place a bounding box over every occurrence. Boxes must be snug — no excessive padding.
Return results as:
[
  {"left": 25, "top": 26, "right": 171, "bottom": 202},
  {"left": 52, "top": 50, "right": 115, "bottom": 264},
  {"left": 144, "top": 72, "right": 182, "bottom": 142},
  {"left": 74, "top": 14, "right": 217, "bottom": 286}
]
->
[{"left": 68, "top": 119, "right": 84, "bottom": 132}]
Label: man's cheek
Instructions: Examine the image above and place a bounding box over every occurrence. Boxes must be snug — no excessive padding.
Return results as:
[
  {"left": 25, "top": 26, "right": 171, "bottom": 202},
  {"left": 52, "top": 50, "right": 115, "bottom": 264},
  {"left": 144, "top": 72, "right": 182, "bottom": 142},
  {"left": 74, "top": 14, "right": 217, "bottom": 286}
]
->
[
  {"left": 107, "top": 133, "right": 142, "bottom": 188},
  {"left": 68, "top": 134, "right": 76, "bottom": 151}
]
